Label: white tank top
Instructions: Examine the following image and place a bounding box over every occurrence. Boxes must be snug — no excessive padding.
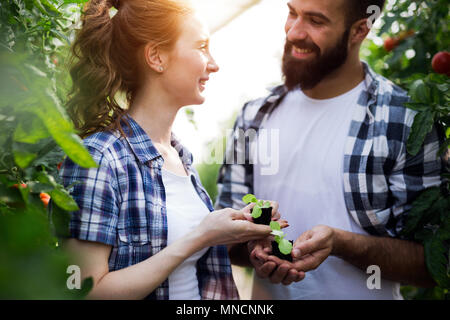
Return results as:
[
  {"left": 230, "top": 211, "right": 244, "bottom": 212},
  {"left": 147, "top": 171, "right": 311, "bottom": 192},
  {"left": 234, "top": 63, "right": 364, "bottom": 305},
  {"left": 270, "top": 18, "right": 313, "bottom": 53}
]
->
[
  {"left": 253, "top": 82, "right": 402, "bottom": 299},
  {"left": 162, "top": 168, "right": 210, "bottom": 300}
]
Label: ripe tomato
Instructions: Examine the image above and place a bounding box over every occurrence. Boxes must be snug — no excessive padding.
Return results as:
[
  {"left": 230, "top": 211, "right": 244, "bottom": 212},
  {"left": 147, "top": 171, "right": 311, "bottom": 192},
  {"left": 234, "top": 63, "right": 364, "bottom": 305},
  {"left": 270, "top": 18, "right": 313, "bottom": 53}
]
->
[
  {"left": 12, "top": 183, "right": 27, "bottom": 188},
  {"left": 384, "top": 37, "right": 399, "bottom": 52},
  {"left": 431, "top": 52, "right": 450, "bottom": 76}
]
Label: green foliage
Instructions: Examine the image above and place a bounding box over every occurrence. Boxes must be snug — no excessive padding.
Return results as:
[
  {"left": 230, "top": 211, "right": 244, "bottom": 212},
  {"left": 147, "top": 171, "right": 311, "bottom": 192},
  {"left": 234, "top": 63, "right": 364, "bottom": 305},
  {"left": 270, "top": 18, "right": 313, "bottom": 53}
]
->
[
  {"left": 242, "top": 193, "right": 271, "bottom": 219},
  {"left": 0, "top": 0, "right": 94, "bottom": 299},
  {"left": 361, "top": 0, "right": 450, "bottom": 299},
  {"left": 269, "top": 221, "right": 293, "bottom": 255}
]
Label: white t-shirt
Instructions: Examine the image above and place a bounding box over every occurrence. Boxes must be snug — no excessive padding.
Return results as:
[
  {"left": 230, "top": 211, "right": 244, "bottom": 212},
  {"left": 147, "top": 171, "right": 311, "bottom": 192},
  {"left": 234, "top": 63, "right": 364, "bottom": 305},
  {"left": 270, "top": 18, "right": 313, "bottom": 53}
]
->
[
  {"left": 253, "top": 82, "right": 402, "bottom": 300},
  {"left": 162, "top": 168, "right": 210, "bottom": 300}
]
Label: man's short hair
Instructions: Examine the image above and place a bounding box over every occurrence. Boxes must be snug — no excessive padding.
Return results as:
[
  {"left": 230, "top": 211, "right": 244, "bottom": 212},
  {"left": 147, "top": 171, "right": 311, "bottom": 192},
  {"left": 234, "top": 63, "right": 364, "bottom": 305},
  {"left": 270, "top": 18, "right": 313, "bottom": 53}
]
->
[{"left": 345, "top": 0, "right": 386, "bottom": 27}]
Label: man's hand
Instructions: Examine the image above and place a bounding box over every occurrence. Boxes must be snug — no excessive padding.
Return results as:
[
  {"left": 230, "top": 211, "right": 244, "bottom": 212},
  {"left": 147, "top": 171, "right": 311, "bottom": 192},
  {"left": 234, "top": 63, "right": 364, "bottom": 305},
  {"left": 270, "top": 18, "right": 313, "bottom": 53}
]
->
[
  {"left": 264, "top": 225, "right": 335, "bottom": 280},
  {"left": 289, "top": 225, "right": 335, "bottom": 272},
  {"left": 248, "top": 238, "right": 305, "bottom": 285}
]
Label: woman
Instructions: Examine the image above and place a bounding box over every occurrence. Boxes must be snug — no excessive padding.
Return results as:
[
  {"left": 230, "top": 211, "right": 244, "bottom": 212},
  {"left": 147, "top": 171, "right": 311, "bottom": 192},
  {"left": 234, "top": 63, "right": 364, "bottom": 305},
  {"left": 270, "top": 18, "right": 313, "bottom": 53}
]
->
[{"left": 60, "top": 0, "right": 276, "bottom": 300}]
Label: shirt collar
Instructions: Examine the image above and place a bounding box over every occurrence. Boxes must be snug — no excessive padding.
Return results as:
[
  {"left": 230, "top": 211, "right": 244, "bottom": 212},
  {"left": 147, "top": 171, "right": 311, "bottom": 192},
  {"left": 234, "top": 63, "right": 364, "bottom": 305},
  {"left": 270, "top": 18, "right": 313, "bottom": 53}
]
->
[{"left": 120, "top": 116, "right": 193, "bottom": 167}]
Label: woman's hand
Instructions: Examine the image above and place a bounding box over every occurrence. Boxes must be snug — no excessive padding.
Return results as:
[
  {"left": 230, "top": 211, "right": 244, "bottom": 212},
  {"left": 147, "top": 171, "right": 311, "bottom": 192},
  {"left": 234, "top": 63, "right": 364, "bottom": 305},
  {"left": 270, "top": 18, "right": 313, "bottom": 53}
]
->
[
  {"left": 195, "top": 204, "right": 272, "bottom": 247},
  {"left": 241, "top": 200, "right": 289, "bottom": 227}
]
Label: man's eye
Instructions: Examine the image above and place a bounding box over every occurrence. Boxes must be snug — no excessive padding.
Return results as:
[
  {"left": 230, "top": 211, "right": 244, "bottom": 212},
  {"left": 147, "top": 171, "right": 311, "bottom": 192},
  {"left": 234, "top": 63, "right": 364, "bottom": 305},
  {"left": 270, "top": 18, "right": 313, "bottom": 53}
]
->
[{"left": 311, "top": 19, "right": 323, "bottom": 25}]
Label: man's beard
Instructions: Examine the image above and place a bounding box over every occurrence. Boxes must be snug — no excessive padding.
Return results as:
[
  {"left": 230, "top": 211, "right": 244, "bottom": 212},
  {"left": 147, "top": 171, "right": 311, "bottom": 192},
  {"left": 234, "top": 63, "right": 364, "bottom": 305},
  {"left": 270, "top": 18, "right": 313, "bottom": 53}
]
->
[{"left": 282, "top": 29, "right": 350, "bottom": 91}]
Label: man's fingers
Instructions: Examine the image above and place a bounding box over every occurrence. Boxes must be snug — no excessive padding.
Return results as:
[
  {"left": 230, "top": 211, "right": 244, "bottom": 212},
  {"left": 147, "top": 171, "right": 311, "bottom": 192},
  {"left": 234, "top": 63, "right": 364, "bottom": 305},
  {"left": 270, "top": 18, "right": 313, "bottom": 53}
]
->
[
  {"left": 269, "top": 263, "right": 291, "bottom": 284},
  {"left": 292, "top": 249, "right": 328, "bottom": 272},
  {"left": 256, "top": 261, "right": 277, "bottom": 279},
  {"left": 293, "top": 236, "right": 319, "bottom": 257},
  {"left": 282, "top": 269, "right": 300, "bottom": 285}
]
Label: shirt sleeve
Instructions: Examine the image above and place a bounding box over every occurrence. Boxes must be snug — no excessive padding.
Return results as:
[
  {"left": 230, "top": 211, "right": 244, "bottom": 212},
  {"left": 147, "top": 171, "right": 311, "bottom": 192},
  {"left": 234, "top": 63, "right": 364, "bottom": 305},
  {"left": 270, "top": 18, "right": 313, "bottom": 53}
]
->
[
  {"left": 59, "top": 146, "right": 119, "bottom": 246},
  {"left": 215, "top": 104, "right": 254, "bottom": 210},
  {"left": 385, "top": 122, "right": 444, "bottom": 237}
]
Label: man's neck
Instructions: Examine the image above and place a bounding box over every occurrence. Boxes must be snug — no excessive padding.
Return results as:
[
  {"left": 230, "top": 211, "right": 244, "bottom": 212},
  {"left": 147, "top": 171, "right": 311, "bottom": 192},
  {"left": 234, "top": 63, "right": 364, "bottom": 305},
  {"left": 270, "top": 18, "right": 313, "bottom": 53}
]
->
[{"left": 302, "top": 58, "right": 365, "bottom": 100}]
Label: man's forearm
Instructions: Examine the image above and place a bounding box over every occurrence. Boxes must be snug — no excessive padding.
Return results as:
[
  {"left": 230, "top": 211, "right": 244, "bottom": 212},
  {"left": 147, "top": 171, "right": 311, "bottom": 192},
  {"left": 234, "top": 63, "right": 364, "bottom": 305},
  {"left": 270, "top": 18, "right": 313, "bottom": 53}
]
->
[{"left": 331, "top": 228, "right": 436, "bottom": 288}]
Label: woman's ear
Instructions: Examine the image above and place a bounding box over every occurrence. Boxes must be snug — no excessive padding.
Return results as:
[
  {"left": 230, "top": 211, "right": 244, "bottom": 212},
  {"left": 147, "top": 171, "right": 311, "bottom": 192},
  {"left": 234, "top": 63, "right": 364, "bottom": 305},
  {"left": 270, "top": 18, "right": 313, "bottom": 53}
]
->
[
  {"left": 144, "top": 42, "right": 166, "bottom": 73},
  {"left": 349, "top": 19, "right": 370, "bottom": 46}
]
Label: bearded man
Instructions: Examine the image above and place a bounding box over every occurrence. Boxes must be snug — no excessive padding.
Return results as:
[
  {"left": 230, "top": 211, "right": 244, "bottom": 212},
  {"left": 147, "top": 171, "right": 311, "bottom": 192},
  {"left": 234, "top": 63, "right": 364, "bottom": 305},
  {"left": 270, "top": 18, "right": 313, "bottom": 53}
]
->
[{"left": 215, "top": 0, "right": 445, "bottom": 299}]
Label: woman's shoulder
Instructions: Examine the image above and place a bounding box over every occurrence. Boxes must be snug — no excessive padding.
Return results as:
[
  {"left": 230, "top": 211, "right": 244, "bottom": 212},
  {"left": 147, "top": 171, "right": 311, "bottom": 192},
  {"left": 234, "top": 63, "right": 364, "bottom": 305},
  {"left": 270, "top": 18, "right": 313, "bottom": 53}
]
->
[{"left": 82, "top": 130, "right": 132, "bottom": 163}]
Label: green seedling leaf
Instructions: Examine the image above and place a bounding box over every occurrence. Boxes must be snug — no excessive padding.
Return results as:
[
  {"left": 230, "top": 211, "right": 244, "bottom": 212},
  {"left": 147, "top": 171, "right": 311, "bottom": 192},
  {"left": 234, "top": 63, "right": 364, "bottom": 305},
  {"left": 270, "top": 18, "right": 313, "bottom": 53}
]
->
[
  {"left": 270, "top": 221, "right": 281, "bottom": 231},
  {"left": 271, "top": 230, "right": 284, "bottom": 238},
  {"left": 263, "top": 201, "right": 271, "bottom": 208},
  {"left": 242, "top": 194, "right": 257, "bottom": 204},
  {"left": 251, "top": 206, "right": 262, "bottom": 219},
  {"left": 279, "top": 238, "right": 293, "bottom": 255}
]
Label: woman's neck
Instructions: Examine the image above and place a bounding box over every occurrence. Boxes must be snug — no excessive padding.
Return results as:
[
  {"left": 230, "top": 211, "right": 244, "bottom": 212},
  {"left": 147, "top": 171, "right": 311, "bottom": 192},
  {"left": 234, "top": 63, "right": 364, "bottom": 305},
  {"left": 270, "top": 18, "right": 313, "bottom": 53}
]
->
[{"left": 129, "top": 83, "right": 180, "bottom": 147}]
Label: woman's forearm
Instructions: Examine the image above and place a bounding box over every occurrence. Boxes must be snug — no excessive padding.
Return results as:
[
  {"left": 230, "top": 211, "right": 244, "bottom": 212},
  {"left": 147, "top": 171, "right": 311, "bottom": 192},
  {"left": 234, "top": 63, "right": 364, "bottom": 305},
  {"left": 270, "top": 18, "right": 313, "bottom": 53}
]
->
[{"left": 86, "top": 232, "right": 207, "bottom": 300}]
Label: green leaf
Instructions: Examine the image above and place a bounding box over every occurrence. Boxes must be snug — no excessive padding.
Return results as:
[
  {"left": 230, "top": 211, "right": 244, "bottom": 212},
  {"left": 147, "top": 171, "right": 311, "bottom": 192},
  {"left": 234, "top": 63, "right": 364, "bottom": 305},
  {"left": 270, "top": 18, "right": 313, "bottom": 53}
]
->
[
  {"left": 49, "top": 187, "right": 79, "bottom": 212},
  {"left": 278, "top": 238, "right": 293, "bottom": 255},
  {"left": 263, "top": 201, "right": 271, "bottom": 208},
  {"left": 406, "top": 110, "right": 435, "bottom": 156},
  {"left": 402, "top": 187, "right": 441, "bottom": 237},
  {"left": 409, "top": 79, "right": 430, "bottom": 103},
  {"left": 270, "top": 221, "right": 281, "bottom": 231},
  {"left": 251, "top": 206, "right": 262, "bottom": 219},
  {"left": 424, "top": 234, "right": 450, "bottom": 289},
  {"left": 13, "top": 115, "right": 50, "bottom": 144},
  {"left": 13, "top": 150, "right": 37, "bottom": 169},
  {"left": 242, "top": 194, "right": 257, "bottom": 204},
  {"left": 51, "top": 202, "right": 71, "bottom": 238}
]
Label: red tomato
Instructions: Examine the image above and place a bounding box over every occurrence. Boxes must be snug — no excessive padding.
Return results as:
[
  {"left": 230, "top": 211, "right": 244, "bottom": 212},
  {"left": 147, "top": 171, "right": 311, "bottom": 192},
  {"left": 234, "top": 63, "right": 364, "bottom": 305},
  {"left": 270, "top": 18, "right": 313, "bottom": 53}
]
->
[
  {"left": 12, "top": 183, "right": 27, "bottom": 188},
  {"left": 384, "top": 37, "right": 399, "bottom": 52},
  {"left": 431, "top": 52, "right": 450, "bottom": 76}
]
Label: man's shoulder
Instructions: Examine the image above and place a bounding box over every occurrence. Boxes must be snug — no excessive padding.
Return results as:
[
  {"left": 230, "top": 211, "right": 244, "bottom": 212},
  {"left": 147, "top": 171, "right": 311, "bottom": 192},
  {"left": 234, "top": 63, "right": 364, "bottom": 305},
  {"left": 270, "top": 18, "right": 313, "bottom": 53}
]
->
[
  {"left": 236, "top": 84, "right": 287, "bottom": 127},
  {"left": 363, "top": 65, "right": 417, "bottom": 128}
]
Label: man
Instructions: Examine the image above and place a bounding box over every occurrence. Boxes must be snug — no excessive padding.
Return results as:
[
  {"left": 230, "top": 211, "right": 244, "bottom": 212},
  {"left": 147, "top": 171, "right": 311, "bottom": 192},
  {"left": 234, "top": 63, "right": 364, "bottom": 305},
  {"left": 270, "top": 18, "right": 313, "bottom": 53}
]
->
[{"left": 215, "top": 0, "right": 444, "bottom": 299}]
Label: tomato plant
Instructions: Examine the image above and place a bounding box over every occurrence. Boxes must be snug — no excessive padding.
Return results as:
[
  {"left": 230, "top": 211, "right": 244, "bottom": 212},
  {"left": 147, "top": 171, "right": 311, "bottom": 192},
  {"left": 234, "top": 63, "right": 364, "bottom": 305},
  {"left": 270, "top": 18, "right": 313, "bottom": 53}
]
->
[
  {"left": 0, "top": 0, "right": 94, "bottom": 299},
  {"left": 362, "top": 0, "right": 449, "bottom": 299}
]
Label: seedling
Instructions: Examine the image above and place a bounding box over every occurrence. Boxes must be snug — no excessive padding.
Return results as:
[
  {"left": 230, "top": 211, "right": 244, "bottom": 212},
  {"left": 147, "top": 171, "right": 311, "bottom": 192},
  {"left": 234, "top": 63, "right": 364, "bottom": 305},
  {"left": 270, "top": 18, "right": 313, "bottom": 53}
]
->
[
  {"left": 270, "top": 221, "right": 293, "bottom": 261},
  {"left": 242, "top": 194, "right": 272, "bottom": 225},
  {"left": 242, "top": 194, "right": 271, "bottom": 218}
]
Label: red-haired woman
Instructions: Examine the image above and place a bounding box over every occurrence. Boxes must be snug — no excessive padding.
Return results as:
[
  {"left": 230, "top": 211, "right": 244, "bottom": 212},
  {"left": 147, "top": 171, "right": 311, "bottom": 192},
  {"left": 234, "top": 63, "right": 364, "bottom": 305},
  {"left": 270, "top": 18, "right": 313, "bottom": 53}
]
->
[{"left": 60, "top": 0, "right": 276, "bottom": 300}]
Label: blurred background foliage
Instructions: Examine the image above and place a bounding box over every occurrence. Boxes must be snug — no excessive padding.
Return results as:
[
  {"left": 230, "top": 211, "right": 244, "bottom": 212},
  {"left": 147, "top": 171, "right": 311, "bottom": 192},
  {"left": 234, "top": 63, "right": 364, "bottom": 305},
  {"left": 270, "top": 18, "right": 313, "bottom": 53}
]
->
[{"left": 0, "top": 0, "right": 448, "bottom": 299}]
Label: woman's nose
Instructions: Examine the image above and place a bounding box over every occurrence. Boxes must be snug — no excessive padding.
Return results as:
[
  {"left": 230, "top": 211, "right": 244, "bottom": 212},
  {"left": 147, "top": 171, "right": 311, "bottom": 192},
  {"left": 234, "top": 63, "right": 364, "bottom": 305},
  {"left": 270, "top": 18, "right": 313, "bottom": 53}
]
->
[{"left": 208, "top": 57, "right": 219, "bottom": 73}]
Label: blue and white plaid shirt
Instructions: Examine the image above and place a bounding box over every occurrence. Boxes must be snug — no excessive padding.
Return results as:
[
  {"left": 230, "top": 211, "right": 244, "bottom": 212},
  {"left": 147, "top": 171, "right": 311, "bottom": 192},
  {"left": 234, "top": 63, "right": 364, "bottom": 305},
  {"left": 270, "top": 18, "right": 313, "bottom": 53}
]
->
[
  {"left": 60, "top": 116, "right": 239, "bottom": 300},
  {"left": 216, "top": 62, "right": 444, "bottom": 238}
]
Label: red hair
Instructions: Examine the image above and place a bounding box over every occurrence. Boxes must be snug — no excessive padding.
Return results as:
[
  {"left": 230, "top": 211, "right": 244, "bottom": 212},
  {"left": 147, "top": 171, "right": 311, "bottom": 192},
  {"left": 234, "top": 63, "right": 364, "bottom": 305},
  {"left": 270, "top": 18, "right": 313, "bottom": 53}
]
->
[{"left": 67, "top": 0, "right": 193, "bottom": 138}]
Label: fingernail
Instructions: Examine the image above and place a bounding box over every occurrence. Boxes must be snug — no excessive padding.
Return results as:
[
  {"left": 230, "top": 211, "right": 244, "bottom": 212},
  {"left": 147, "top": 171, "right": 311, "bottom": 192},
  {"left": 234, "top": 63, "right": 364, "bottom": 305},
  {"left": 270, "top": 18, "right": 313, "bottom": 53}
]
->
[{"left": 293, "top": 249, "right": 301, "bottom": 258}]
